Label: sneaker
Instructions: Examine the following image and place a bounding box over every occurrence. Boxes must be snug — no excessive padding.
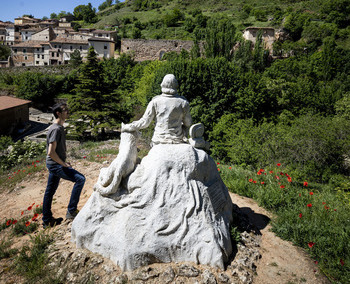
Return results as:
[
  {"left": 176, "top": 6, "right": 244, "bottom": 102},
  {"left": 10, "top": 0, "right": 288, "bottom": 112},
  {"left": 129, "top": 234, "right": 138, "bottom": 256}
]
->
[
  {"left": 43, "top": 217, "right": 63, "bottom": 229},
  {"left": 66, "top": 209, "right": 79, "bottom": 220}
]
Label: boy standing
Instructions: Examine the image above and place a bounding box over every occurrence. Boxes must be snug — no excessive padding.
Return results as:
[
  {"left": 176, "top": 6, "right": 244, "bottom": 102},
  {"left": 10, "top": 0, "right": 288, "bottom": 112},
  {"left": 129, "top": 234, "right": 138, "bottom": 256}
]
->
[{"left": 42, "top": 103, "right": 85, "bottom": 228}]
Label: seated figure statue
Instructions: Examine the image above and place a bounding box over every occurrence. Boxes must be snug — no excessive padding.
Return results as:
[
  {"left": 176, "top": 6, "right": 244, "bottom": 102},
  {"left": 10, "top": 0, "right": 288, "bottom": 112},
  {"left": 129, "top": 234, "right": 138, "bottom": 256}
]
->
[{"left": 71, "top": 74, "right": 233, "bottom": 271}]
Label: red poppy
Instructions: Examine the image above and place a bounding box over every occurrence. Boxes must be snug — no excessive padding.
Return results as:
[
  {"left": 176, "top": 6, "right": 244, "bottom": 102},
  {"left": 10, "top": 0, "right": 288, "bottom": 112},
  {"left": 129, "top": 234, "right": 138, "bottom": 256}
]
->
[
  {"left": 21, "top": 211, "right": 24, "bottom": 215},
  {"left": 32, "top": 216, "right": 37, "bottom": 221},
  {"left": 261, "top": 182, "right": 265, "bottom": 185},
  {"left": 314, "top": 261, "right": 318, "bottom": 265},
  {"left": 23, "top": 170, "right": 25, "bottom": 172},
  {"left": 36, "top": 205, "right": 39, "bottom": 208},
  {"left": 303, "top": 181, "right": 308, "bottom": 187},
  {"left": 27, "top": 206, "right": 32, "bottom": 211},
  {"left": 36, "top": 160, "right": 40, "bottom": 163},
  {"left": 299, "top": 193, "right": 301, "bottom": 197},
  {"left": 229, "top": 167, "right": 232, "bottom": 169},
  {"left": 25, "top": 221, "right": 30, "bottom": 227},
  {"left": 217, "top": 162, "right": 220, "bottom": 165},
  {"left": 280, "top": 172, "right": 284, "bottom": 176},
  {"left": 324, "top": 206, "right": 329, "bottom": 210},
  {"left": 299, "top": 213, "right": 302, "bottom": 218},
  {"left": 8, "top": 177, "right": 11, "bottom": 179},
  {"left": 32, "top": 202, "right": 35, "bottom": 206},
  {"left": 33, "top": 213, "right": 38, "bottom": 218},
  {"left": 322, "top": 202, "right": 326, "bottom": 205},
  {"left": 257, "top": 171, "right": 262, "bottom": 175},
  {"left": 249, "top": 178, "right": 253, "bottom": 182},
  {"left": 12, "top": 220, "right": 17, "bottom": 224},
  {"left": 340, "top": 259, "right": 345, "bottom": 266},
  {"left": 32, "top": 162, "right": 34, "bottom": 165},
  {"left": 253, "top": 180, "right": 257, "bottom": 184},
  {"left": 18, "top": 169, "right": 20, "bottom": 172},
  {"left": 217, "top": 168, "right": 220, "bottom": 171},
  {"left": 307, "top": 203, "right": 312, "bottom": 207},
  {"left": 6, "top": 220, "right": 11, "bottom": 226},
  {"left": 83, "top": 156, "right": 87, "bottom": 159},
  {"left": 287, "top": 177, "right": 292, "bottom": 182},
  {"left": 309, "top": 192, "right": 314, "bottom": 195},
  {"left": 280, "top": 185, "right": 285, "bottom": 189},
  {"left": 334, "top": 209, "right": 337, "bottom": 211},
  {"left": 269, "top": 170, "right": 273, "bottom": 174},
  {"left": 308, "top": 242, "right": 315, "bottom": 248},
  {"left": 34, "top": 165, "right": 37, "bottom": 167},
  {"left": 277, "top": 163, "right": 281, "bottom": 166}
]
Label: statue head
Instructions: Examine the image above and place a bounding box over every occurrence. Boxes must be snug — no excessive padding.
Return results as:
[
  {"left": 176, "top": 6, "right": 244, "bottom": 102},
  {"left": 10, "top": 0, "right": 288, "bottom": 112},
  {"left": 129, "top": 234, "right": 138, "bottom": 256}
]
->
[{"left": 161, "top": 74, "right": 178, "bottom": 96}]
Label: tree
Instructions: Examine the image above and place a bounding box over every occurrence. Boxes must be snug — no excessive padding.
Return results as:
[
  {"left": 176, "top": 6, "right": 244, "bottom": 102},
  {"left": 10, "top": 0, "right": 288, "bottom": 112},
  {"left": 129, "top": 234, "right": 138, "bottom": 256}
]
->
[
  {"left": 204, "top": 17, "right": 236, "bottom": 60},
  {"left": 98, "top": 0, "right": 113, "bottom": 11},
  {"left": 50, "top": 13, "right": 58, "bottom": 19},
  {"left": 68, "top": 47, "right": 123, "bottom": 139},
  {"left": 70, "top": 50, "right": 83, "bottom": 67},
  {"left": 73, "top": 3, "right": 97, "bottom": 23},
  {"left": 0, "top": 45, "right": 11, "bottom": 60}
]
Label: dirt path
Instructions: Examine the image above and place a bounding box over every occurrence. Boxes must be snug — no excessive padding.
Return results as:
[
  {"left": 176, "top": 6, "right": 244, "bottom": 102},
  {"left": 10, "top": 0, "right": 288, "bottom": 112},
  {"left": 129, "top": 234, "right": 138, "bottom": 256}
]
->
[{"left": 0, "top": 160, "right": 329, "bottom": 284}]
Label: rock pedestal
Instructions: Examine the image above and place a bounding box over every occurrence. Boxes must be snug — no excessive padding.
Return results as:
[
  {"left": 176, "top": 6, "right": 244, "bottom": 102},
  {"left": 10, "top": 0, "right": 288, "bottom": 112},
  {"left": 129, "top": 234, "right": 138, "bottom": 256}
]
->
[{"left": 71, "top": 143, "right": 233, "bottom": 271}]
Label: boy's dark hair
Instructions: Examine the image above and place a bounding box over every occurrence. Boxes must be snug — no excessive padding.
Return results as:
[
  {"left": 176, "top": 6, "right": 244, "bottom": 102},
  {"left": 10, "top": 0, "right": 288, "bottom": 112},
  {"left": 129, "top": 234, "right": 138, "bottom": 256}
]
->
[{"left": 52, "top": 103, "right": 67, "bottom": 119}]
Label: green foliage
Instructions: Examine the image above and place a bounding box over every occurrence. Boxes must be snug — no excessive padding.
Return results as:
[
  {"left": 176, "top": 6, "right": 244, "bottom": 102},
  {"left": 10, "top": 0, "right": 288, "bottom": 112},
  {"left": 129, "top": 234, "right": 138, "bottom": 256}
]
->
[
  {"left": 70, "top": 50, "right": 83, "bottom": 67},
  {"left": 335, "top": 92, "right": 350, "bottom": 119},
  {"left": 220, "top": 163, "right": 350, "bottom": 283},
  {"left": 211, "top": 114, "right": 350, "bottom": 182},
  {"left": 13, "top": 71, "right": 64, "bottom": 107},
  {"left": 0, "top": 239, "right": 17, "bottom": 260},
  {"left": 15, "top": 231, "right": 57, "bottom": 283},
  {"left": 0, "top": 136, "right": 13, "bottom": 152},
  {"left": 0, "top": 140, "right": 45, "bottom": 171},
  {"left": 12, "top": 218, "right": 39, "bottom": 236},
  {"left": 163, "top": 8, "right": 184, "bottom": 27},
  {"left": 283, "top": 11, "right": 310, "bottom": 41},
  {"left": 68, "top": 49, "right": 138, "bottom": 139},
  {"left": 321, "top": 0, "right": 350, "bottom": 28},
  {"left": 98, "top": 0, "right": 113, "bottom": 11},
  {"left": 0, "top": 45, "right": 11, "bottom": 60},
  {"left": 204, "top": 17, "right": 237, "bottom": 60},
  {"left": 73, "top": 3, "right": 97, "bottom": 23}
]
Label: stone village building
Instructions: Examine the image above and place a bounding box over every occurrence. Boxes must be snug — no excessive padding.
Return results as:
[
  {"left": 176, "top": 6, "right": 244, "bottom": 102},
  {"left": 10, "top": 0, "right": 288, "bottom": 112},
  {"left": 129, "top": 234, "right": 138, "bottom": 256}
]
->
[{"left": 0, "top": 17, "right": 117, "bottom": 67}]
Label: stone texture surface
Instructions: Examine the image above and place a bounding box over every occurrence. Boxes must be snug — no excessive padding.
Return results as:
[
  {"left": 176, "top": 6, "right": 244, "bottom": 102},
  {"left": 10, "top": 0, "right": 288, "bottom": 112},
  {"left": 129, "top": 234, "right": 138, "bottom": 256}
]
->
[{"left": 71, "top": 143, "right": 233, "bottom": 271}]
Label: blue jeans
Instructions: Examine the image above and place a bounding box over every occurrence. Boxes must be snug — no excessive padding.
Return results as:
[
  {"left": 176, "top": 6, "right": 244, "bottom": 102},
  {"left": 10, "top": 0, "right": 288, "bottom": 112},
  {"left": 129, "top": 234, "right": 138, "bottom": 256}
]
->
[{"left": 43, "top": 163, "right": 85, "bottom": 223}]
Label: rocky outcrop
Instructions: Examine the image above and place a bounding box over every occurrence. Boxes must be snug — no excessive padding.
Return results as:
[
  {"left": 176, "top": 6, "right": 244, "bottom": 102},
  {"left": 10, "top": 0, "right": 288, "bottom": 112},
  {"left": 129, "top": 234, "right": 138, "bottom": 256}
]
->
[{"left": 46, "top": 202, "right": 262, "bottom": 284}]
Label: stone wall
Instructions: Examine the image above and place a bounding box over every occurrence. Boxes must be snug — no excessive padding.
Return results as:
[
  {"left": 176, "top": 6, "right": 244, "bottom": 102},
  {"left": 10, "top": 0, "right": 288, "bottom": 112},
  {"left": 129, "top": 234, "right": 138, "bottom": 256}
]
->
[
  {"left": 243, "top": 27, "right": 275, "bottom": 52},
  {"left": 121, "top": 39, "right": 195, "bottom": 61}
]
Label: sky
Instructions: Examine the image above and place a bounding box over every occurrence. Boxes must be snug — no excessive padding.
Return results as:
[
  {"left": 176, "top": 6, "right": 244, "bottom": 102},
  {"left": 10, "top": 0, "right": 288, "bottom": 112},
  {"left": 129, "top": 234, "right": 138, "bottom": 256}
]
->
[{"left": 0, "top": 0, "right": 111, "bottom": 22}]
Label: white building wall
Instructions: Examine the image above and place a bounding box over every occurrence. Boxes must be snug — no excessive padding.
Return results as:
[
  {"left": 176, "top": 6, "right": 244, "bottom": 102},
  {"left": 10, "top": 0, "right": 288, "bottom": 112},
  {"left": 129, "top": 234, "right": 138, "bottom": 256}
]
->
[{"left": 33, "top": 45, "right": 50, "bottom": 66}]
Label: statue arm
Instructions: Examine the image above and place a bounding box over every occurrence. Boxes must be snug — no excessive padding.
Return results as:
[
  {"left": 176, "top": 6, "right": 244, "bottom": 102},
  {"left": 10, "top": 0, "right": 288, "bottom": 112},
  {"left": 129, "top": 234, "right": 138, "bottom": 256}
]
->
[
  {"left": 122, "top": 100, "right": 155, "bottom": 132},
  {"left": 182, "top": 102, "right": 192, "bottom": 138}
]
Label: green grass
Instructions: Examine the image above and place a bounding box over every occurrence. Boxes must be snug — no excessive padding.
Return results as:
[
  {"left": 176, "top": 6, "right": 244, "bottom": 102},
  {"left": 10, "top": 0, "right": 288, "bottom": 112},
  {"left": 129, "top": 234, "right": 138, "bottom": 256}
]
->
[
  {"left": 219, "top": 163, "right": 350, "bottom": 283},
  {"left": 14, "top": 231, "right": 62, "bottom": 283}
]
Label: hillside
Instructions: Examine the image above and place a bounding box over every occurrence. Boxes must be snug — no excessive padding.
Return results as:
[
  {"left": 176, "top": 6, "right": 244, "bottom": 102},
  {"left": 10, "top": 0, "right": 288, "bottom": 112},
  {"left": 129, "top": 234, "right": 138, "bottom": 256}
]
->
[{"left": 91, "top": 0, "right": 350, "bottom": 49}]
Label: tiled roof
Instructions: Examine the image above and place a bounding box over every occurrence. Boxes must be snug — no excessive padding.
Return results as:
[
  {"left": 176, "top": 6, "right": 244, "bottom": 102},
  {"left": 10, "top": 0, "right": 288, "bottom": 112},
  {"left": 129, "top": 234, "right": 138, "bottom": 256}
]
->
[
  {"left": 0, "top": 96, "right": 31, "bottom": 111},
  {"left": 92, "top": 29, "right": 116, "bottom": 34},
  {"left": 12, "top": 41, "right": 46, "bottom": 48},
  {"left": 88, "top": 37, "right": 114, "bottom": 42},
  {"left": 50, "top": 37, "right": 87, "bottom": 44}
]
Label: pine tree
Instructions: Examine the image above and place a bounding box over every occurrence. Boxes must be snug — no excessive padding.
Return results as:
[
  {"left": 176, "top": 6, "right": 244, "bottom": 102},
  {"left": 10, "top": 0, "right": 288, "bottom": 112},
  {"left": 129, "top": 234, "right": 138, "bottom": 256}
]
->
[{"left": 68, "top": 46, "right": 121, "bottom": 139}]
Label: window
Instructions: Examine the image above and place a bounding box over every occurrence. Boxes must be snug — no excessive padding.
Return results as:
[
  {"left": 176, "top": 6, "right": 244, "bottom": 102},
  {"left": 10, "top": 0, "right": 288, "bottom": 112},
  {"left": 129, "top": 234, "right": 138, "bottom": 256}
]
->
[
  {"left": 25, "top": 36, "right": 28, "bottom": 40},
  {"left": 104, "top": 44, "right": 107, "bottom": 50},
  {"left": 36, "top": 61, "right": 39, "bottom": 64},
  {"left": 80, "top": 46, "right": 82, "bottom": 50},
  {"left": 14, "top": 49, "right": 17, "bottom": 53},
  {"left": 24, "top": 56, "right": 27, "bottom": 60},
  {"left": 52, "top": 52, "right": 54, "bottom": 57},
  {"left": 42, "top": 55, "right": 44, "bottom": 59},
  {"left": 37, "top": 54, "right": 40, "bottom": 58},
  {"left": 70, "top": 46, "right": 72, "bottom": 50},
  {"left": 42, "top": 47, "right": 44, "bottom": 52},
  {"left": 54, "top": 45, "right": 57, "bottom": 48},
  {"left": 23, "top": 49, "right": 26, "bottom": 53},
  {"left": 44, "top": 62, "right": 48, "bottom": 65},
  {"left": 37, "top": 48, "right": 39, "bottom": 51},
  {"left": 56, "top": 52, "right": 59, "bottom": 57},
  {"left": 98, "top": 33, "right": 102, "bottom": 37}
]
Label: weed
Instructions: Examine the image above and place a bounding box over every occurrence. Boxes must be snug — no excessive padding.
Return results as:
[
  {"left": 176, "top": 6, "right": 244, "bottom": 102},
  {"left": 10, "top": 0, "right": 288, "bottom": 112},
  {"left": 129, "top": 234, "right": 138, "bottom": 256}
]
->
[
  {"left": 0, "top": 239, "right": 18, "bottom": 260},
  {"left": 14, "top": 230, "right": 56, "bottom": 282}
]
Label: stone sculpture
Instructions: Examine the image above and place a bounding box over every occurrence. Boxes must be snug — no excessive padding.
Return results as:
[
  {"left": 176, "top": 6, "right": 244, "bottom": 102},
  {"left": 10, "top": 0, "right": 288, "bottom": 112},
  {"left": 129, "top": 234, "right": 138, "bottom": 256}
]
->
[{"left": 71, "top": 74, "right": 233, "bottom": 271}]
